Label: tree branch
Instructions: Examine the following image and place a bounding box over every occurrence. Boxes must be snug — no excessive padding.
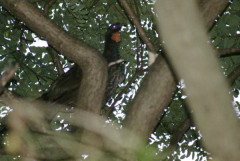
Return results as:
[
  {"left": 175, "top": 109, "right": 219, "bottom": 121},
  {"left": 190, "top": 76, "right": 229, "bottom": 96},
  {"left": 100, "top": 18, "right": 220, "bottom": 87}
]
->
[
  {"left": 0, "top": 0, "right": 108, "bottom": 113},
  {"left": 1, "top": 93, "right": 143, "bottom": 161},
  {"left": 124, "top": 56, "right": 176, "bottom": 139},
  {"left": 44, "top": 0, "right": 57, "bottom": 16},
  {"left": 156, "top": 64, "right": 240, "bottom": 159},
  {"left": 117, "top": 0, "right": 156, "bottom": 53},
  {"left": 217, "top": 48, "right": 240, "bottom": 57},
  {"left": 155, "top": 1, "right": 240, "bottom": 161},
  {"left": 121, "top": 0, "right": 231, "bottom": 143},
  {"left": 117, "top": 0, "right": 176, "bottom": 141}
]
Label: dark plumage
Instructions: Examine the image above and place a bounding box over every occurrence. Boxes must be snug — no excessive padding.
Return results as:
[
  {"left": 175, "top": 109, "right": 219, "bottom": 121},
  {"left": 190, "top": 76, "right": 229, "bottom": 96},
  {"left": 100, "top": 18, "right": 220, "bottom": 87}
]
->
[
  {"left": 103, "top": 23, "right": 125, "bottom": 103},
  {"left": 103, "top": 23, "right": 123, "bottom": 63}
]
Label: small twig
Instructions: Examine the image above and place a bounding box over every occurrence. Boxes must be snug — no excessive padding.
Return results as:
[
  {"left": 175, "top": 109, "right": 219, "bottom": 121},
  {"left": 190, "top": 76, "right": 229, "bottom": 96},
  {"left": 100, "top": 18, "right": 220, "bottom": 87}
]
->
[
  {"left": 117, "top": 0, "right": 156, "bottom": 53},
  {"left": 44, "top": 0, "right": 57, "bottom": 16},
  {"left": 217, "top": 48, "right": 240, "bottom": 57},
  {"left": 108, "top": 59, "right": 124, "bottom": 67}
]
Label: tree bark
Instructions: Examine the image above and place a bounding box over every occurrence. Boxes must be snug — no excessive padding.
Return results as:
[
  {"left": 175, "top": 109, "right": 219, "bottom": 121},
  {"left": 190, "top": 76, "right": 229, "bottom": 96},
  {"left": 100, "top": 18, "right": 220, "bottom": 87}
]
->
[
  {"left": 0, "top": 0, "right": 234, "bottom": 160},
  {"left": 155, "top": 1, "right": 240, "bottom": 160},
  {"left": 124, "top": 56, "right": 176, "bottom": 140},
  {"left": 0, "top": 0, "right": 108, "bottom": 114},
  {"left": 123, "top": 0, "right": 230, "bottom": 142}
]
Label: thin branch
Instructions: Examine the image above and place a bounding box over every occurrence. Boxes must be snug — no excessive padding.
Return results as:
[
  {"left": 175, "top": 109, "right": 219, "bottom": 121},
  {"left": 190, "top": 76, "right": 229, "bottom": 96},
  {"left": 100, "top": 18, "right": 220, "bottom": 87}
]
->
[
  {"left": 44, "top": 0, "right": 57, "bottom": 16},
  {"left": 217, "top": 48, "right": 240, "bottom": 57},
  {"left": 117, "top": 0, "right": 156, "bottom": 53},
  {"left": 108, "top": 59, "right": 124, "bottom": 67}
]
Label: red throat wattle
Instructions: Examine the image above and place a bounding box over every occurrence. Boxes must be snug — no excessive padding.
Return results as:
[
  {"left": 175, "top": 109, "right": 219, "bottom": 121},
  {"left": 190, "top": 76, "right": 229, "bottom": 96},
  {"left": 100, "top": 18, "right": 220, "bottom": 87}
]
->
[{"left": 111, "top": 32, "right": 121, "bottom": 42}]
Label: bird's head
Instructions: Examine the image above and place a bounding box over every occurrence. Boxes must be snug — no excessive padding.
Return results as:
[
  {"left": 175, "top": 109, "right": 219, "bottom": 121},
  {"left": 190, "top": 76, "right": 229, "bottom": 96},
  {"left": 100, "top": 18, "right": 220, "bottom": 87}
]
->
[{"left": 106, "top": 23, "right": 124, "bottom": 43}]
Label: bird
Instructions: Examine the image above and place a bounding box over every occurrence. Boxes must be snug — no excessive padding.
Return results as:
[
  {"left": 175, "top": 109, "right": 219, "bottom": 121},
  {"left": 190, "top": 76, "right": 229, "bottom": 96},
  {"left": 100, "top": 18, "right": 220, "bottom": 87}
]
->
[
  {"left": 40, "top": 23, "right": 125, "bottom": 107},
  {"left": 103, "top": 23, "right": 125, "bottom": 104},
  {"left": 103, "top": 23, "right": 122, "bottom": 63}
]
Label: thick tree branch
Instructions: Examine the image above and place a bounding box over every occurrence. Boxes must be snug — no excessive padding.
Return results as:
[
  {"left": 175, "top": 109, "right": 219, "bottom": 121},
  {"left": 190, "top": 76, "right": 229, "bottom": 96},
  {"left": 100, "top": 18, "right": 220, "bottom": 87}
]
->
[
  {"left": 0, "top": 0, "right": 108, "bottom": 113},
  {"left": 124, "top": 56, "right": 176, "bottom": 140},
  {"left": 1, "top": 93, "right": 143, "bottom": 161},
  {"left": 121, "top": 0, "right": 230, "bottom": 143},
  {"left": 155, "top": 1, "right": 240, "bottom": 161},
  {"left": 157, "top": 65, "right": 240, "bottom": 159},
  {"left": 117, "top": 0, "right": 176, "bottom": 141}
]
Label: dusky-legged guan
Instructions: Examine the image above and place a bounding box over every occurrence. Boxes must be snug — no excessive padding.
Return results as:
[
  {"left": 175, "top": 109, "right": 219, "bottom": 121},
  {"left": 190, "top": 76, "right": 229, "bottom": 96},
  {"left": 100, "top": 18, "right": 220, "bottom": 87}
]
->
[{"left": 40, "top": 23, "right": 125, "bottom": 107}]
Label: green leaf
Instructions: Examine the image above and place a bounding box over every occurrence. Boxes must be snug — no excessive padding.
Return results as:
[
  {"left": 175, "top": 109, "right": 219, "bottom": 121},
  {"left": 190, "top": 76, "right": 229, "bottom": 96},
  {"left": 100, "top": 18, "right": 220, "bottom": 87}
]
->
[
  {"left": 228, "top": 15, "right": 240, "bottom": 26},
  {"left": 223, "top": 37, "right": 236, "bottom": 48},
  {"left": 213, "top": 37, "right": 222, "bottom": 46},
  {"left": 79, "top": 9, "right": 89, "bottom": 15}
]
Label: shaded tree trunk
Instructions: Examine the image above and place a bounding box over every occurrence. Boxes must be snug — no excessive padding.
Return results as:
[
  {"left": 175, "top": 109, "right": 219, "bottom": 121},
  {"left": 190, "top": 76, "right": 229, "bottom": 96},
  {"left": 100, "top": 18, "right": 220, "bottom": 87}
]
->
[{"left": 155, "top": 1, "right": 240, "bottom": 160}]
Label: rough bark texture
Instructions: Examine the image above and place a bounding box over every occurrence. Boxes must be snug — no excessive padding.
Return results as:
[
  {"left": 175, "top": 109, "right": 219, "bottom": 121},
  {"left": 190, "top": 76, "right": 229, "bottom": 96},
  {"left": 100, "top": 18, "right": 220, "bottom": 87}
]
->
[
  {"left": 0, "top": 0, "right": 108, "bottom": 113},
  {"left": 155, "top": 1, "right": 240, "bottom": 161}
]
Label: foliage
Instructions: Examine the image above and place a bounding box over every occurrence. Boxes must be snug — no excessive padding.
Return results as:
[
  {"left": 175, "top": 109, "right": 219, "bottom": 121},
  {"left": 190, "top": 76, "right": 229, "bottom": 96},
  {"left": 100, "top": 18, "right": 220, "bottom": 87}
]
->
[
  {"left": 0, "top": 0, "right": 239, "bottom": 161},
  {"left": 210, "top": 0, "right": 240, "bottom": 114}
]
